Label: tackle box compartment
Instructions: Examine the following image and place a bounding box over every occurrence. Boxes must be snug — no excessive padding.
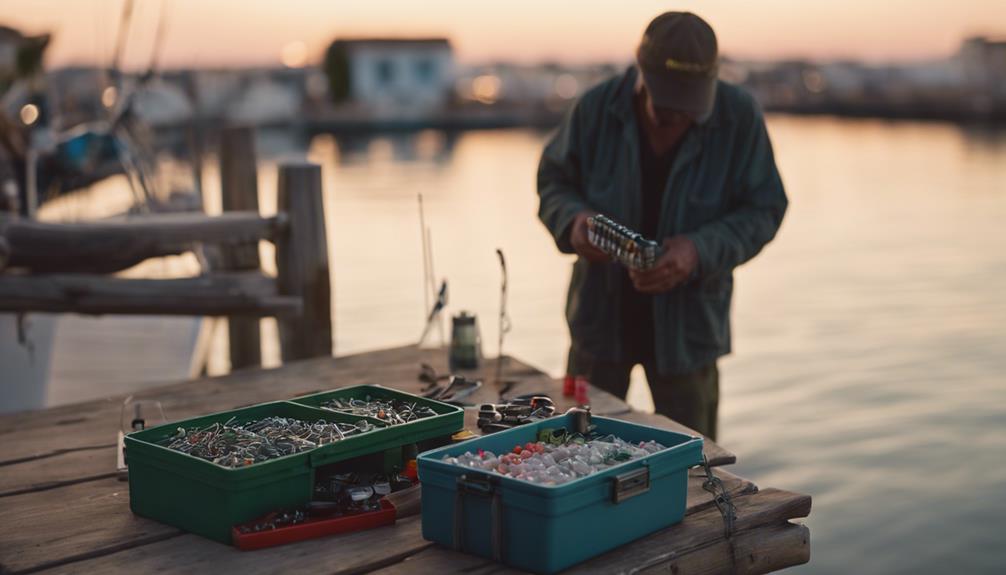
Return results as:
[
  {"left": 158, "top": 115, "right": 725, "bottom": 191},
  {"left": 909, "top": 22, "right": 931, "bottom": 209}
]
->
[
  {"left": 418, "top": 414, "right": 703, "bottom": 574},
  {"left": 291, "top": 384, "right": 465, "bottom": 450},
  {"left": 125, "top": 400, "right": 393, "bottom": 543}
]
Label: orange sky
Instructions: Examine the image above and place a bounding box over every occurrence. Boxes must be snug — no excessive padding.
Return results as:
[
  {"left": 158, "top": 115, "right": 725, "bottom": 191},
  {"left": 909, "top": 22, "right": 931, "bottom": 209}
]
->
[{"left": 3, "top": 0, "right": 1005, "bottom": 69}]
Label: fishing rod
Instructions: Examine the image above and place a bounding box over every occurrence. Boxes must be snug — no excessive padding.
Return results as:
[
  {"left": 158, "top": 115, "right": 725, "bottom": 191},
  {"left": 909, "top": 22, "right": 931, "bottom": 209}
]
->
[
  {"left": 108, "top": 0, "right": 136, "bottom": 94},
  {"left": 418, "top": 194, "right": 430, "bottom": 319},
  {"left": 418, "top": 280, "right": 448, "bottom": 347},
  {"left": 495, "top": 248, "right": 512, "bottom": 386},
  {"left": 418, "top": 193, "right": 445, "bottom": 346}
]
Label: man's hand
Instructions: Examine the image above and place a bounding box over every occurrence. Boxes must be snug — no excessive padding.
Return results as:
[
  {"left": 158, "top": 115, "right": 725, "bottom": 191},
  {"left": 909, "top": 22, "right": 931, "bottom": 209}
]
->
[
  {"left": 569, "top": 211, "right": 611, "bottom": 263},
  {"left": 628, "top": 236, "right": 699, "bottom": 294}
]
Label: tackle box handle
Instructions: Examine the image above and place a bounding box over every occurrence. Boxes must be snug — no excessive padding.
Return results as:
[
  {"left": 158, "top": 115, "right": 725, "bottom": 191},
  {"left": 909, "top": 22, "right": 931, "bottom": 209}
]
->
[
  {"left": 611, "top": 465, "right": 650, "bottom": 504},
  {"left": 454, "top": 473, "right": 504, "bottom": 562}
]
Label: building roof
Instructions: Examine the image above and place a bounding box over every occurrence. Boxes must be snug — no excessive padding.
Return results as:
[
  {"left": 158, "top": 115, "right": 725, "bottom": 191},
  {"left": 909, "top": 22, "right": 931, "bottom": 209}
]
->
[{"left": 330, "top": 38, "right": 451, "bottom": 50}]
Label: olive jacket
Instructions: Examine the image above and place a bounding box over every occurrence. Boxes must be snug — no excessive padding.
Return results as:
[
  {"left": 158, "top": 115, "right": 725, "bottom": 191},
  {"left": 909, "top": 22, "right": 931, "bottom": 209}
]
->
[{"left": 537, "top": 66, "right": 788, "bottom": 375}]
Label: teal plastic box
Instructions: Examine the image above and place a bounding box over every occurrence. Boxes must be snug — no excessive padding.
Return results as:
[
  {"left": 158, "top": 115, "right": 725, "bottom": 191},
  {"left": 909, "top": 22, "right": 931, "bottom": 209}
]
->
[{"left": 418, "top": 415, "right": 703, "bottom": 574}]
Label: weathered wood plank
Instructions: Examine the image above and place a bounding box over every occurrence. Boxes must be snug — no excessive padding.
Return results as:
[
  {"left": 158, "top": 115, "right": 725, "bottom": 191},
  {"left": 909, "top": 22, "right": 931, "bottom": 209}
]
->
[
  {"left": 630, "top": 522, "right": 810, "bottom": 575},
  {"left": 573, "top": 488, "right": 811, "bottom": 574},
  {"left": 373, "top": 546, "right": 494, "bottom": 574},
  {"left": 0, "top": 442, "right": 118, "bottom": 496},
  {"left": 685, "top": 467, "right": 757, "bottom": 514},
  {"left": 30, "top": 516, "right": 432, "bottom": 575},
  {"left": 0, "top": 212, "right": 286, "bottom": 274},
  {"left": 375, "top": 523, "right": 810, "bottom": 575},
  {"left": 0, "top": 478, "right": 181, "bottom": 574},
  {"left": 369, "top": 489, "right": 809, "bottom": 575},
  {"left": 0, "top": 272, "right": 300, "bottom": 316}
]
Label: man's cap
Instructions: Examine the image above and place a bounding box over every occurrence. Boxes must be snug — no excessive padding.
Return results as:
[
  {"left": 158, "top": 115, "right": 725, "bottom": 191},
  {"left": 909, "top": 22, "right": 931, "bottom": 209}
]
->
[{"left": 635, "top": 12, "right": 718, "bottom": 123}]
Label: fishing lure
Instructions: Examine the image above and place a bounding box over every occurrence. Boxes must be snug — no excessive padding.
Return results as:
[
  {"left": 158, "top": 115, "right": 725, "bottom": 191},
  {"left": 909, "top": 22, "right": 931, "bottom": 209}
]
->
[{"left": 586, "top": 214, "right": 662, "bottom": 270}]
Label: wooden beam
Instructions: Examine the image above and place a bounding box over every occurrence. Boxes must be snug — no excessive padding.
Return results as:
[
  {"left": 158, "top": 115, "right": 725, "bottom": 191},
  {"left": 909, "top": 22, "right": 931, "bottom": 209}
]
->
[
  {"left": 0, "top": 212, "right": 287, "bottom": 274},
  {"left": 0, "top": 235, "right": 8, "bottom": 272},
  {"left": 276, "top": 162, "right": 333, "bottom": 361},
  {"left": 220, "top": 126, "right": 263, "bottom": 370},
  {"left": 0, "top": 273, "right": 301, "bottom": 316}
]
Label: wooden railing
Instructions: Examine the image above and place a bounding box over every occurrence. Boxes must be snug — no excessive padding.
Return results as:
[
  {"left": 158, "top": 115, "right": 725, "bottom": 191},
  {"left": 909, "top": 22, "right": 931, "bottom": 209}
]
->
[{"left": 0, "top": 126, "right": 332, "bottom": 369}]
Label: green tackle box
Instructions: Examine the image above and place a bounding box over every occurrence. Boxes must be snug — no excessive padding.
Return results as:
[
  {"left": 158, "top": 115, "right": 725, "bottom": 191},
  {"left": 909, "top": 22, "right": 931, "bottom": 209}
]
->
[
  {"left": 290, "top": 384, "right": 465, "bottom": 449},
  {"left": 125, "top": 392, "right": 461, "bottom": 544}
]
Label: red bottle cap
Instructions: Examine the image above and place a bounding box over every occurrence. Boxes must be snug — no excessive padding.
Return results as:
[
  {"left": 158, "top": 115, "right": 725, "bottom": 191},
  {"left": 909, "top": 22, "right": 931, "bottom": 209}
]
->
[
  {"left": 404, "top": 459, "right": 419, "bottom": 481},
  {"left": 562, "top": 375, "right": 575, "bottom": 397}
]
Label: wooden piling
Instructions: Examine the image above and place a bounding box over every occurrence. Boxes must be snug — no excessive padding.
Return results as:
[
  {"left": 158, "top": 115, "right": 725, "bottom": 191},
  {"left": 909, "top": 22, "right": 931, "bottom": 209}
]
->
[
  {"left": 220, "top": 126, "right": 262, "bottom": 369},
  {"left": 276, "top": 162, "right": 332, "bottom": 362},
  {"left": 0, "top": 236, "right": 8, "bottom": 272}
]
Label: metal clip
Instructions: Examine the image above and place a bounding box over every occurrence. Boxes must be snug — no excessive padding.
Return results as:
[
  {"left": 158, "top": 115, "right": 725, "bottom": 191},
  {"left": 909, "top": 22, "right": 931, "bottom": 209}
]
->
[
  {"left": 565, "top": 406, "right": 592, "bottom": 435},
  {"left": 456, "top": 472, "right": 497, "bottom": 496},
  {"left": 612, "top": 466, "right": 650, "bottom": 503}
]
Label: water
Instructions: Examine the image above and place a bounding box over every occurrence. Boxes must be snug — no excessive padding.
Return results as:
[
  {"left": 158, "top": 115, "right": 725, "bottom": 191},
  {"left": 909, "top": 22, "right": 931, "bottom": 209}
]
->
[
  {"left": 43, "top": 116, "right": 1006, "bottom": 572},
  {"left": 277, "top": 119, "right": 1006, "bottom": 573}
]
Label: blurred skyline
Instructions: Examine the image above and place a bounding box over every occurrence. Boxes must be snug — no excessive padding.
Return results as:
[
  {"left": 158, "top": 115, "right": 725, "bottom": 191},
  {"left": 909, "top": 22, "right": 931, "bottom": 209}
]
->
[{"left": 3, "top": 0, "right": 1006, "bottom": 70}]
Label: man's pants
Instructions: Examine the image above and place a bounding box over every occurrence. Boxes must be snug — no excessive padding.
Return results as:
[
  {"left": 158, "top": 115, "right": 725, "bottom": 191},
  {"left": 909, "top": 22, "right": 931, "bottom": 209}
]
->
[{"left": 567, "top": 349, "right": 720, "bottom": 441}]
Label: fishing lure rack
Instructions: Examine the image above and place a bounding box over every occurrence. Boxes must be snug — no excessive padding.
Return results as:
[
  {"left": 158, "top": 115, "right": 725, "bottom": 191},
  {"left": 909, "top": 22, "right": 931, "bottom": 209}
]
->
[{"left": 586, "top": 214, "right": 661, "bottom": 270}]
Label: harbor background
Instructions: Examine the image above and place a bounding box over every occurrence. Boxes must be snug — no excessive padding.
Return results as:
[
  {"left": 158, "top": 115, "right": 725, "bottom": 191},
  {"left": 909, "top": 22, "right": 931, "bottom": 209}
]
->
[
  {"left": 2, "top": 1, "right": 1006, "bottom": 573},
  {"left": 36, "top": 116, "right": 1006, "bottom": 575}
]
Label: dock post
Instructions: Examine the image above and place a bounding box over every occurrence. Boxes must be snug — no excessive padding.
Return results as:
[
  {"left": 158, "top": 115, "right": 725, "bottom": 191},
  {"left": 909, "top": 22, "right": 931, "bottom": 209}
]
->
[
  {"left": 0, "top": 236, "right": 8, "bottom": 271},
  {"left": 220, "top": 126, "right": 262, "bottom": 369},
  {"left": 276, "top": 161, "right": 332, "bottom": 362}
]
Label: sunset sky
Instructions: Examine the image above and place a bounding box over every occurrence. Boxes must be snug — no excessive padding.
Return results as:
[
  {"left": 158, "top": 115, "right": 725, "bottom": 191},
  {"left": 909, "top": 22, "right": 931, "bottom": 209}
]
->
[{"left": 3, "top": 0, "right": 1005, "bottom": 69}]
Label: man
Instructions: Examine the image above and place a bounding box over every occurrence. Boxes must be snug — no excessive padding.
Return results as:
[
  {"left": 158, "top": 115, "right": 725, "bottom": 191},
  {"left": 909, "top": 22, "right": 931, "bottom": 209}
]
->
[{"left": 537, "top": 12, "right": 787, "bottom": 440}]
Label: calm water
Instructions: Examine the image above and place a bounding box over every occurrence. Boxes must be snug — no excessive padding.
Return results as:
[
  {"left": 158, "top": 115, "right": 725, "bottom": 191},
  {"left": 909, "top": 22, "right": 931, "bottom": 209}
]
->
[{"left": 46, "top": 116, "right": 1006, "bottom": 573}]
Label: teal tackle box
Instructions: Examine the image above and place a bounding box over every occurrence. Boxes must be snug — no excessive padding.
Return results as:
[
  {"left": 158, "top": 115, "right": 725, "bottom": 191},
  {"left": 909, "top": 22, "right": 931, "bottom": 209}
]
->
[
  {"left": 417, "top": 414, "right": 703, "bottom": 574},
  {"left": 126, "top": 389, "right": 462, "bottom": 544}
]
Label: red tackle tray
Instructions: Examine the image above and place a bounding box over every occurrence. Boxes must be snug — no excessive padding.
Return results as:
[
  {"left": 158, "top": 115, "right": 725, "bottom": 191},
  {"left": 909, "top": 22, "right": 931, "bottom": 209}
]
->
[{"left": 232, "top": 499, "right": 397, "bottom": 550}]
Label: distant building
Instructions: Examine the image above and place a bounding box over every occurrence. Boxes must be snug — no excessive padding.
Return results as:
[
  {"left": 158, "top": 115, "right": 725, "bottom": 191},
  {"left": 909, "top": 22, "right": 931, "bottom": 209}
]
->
[
  {"left": 323, "top": 38, "right": 454, "bottom": 118},
  {"left": 225, "top": 74, "right": 300, "bottom": 126},
  {"left": 959, "top": 36, "right": 1006, "bottom": 106}
]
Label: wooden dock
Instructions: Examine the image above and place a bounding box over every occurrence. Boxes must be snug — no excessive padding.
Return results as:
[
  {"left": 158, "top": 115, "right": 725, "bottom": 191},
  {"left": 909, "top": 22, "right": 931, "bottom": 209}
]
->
[{"left": 0, "top": 345, "right": 811, "bottom": 574}]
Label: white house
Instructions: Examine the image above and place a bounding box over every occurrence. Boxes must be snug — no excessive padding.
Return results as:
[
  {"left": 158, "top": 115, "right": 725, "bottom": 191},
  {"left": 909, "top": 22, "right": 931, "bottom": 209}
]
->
[{"left": 325, "top": 38, "right": 454, "bottom": 119}]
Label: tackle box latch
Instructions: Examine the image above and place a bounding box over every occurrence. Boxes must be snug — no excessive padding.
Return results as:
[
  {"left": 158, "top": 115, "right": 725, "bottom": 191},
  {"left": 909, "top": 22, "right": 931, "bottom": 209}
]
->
[
  {"left": 454, "top": 473, "right": 504, "bottom": 562},
  {"left": 456, "top": 472, "right": 498, "bottom": 496},
  {"left": 612, "top": 465, "right": 650, "bottom": 503}
]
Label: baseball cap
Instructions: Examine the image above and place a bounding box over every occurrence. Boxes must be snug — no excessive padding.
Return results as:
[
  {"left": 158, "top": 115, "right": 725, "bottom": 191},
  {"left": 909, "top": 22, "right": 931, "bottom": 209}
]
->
[{"left": 635, "top": 12, "right": 719, "bottom": 123}]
